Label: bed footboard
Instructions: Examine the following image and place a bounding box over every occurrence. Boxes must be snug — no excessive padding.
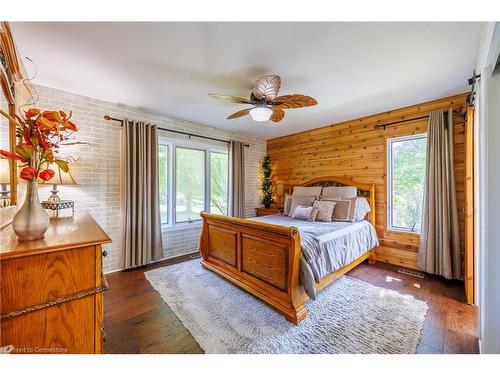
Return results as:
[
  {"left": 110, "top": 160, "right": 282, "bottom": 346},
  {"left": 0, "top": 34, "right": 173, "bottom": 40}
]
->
[{"left": 199, "top": 212, "right": 307, "bottom": 324}]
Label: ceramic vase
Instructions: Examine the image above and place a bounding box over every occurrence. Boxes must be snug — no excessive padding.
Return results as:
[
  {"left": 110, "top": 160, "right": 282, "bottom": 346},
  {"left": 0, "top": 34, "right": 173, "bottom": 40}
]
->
[{"left": 12, "top": 181, "right": 49, "bottom": 241}]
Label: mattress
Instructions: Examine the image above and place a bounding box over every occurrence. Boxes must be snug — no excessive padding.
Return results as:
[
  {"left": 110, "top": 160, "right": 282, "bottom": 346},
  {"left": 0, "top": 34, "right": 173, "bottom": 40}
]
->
[{"left": 249, "top": 214, "right": 379, "bottom": 300}]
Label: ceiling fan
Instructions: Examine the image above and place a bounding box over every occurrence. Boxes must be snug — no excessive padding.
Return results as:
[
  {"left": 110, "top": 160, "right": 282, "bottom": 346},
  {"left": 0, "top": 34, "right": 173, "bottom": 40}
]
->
[{"left": 208, "top": 75, "right": 317, "bottom": 123}]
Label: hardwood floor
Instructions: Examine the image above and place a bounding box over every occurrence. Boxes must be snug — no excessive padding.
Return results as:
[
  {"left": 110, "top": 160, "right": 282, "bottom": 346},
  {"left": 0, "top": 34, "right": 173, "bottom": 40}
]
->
[{"left": 104, "top": 255, "right": 478, "bottom": 354}]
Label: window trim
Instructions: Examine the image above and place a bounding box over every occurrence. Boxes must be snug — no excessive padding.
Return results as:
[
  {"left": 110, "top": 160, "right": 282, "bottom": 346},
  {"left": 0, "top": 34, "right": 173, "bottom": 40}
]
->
[
  {"left": 158, "top": 143, "right": 171, "bottom": 225},
  {"left": 386, "top": 133, "right": 427, "bottom": 234},
  {"left": 158, "top": 136, "right": 228, "bottom": 228}
]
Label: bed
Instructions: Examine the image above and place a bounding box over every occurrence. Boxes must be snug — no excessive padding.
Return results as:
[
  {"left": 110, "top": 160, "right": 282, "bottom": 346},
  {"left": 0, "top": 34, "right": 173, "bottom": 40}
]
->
[{"left": 199, "top": 177, "right": 379, "bottom": 324}]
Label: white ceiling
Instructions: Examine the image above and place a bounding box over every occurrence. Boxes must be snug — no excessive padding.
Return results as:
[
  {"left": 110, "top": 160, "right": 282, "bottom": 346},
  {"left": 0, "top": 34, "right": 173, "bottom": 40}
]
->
[{"left": 11, "top": 22, "right": 482, "bottom": 139}]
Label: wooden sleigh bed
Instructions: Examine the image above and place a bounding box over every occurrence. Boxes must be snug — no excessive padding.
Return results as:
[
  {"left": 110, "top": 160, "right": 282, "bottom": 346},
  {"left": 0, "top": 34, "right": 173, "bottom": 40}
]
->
[{"left": 199, "top": 177, "right": 377, "bottom": 324}]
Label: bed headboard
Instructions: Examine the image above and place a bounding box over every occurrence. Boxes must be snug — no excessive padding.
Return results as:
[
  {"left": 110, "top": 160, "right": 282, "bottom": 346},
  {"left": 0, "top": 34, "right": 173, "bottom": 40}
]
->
[{"left": 292, "top": 176, "right": 376, "bottom": 226}]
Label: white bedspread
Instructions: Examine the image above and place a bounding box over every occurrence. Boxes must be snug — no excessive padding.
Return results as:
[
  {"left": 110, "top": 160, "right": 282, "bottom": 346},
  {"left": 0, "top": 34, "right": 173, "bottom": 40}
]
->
[{"left": 249, "top": 215, "right": 379, "bottom": 299}]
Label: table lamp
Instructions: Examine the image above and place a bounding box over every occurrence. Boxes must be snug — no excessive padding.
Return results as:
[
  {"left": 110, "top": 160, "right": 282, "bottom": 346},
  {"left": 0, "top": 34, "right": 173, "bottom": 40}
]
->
[
  {"left": 0, "top": 158, "right": 11, "bottom": 207},
  {"left": 42, "top": 166, "right": 78, "bottom": 217},
  {"left": 46, "top": 166, "right": 78, "bottom": 202}
]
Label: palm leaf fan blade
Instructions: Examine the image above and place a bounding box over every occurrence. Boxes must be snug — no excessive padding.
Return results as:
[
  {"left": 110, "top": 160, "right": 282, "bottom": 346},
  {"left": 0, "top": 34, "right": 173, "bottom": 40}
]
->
[
  {"left": 272, "top": 94, "right": 317, "bottom": 109},
  {"left": 227, "top": 108, "right": 252, "bottom": 120},
  {"left": 208, "top": 93, "right": 252, "bottom": 104},
  {"left": 270, "top": 108, "right": 285, "bottom": 122}
]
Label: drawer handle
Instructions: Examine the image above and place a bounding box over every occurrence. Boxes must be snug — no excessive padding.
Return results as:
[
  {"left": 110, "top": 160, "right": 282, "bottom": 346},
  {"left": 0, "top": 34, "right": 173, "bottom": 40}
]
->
[
  {"left": 102, "top": 250, "right": 108, "bottom": 257},
  {"left": 1, "top": 276, "right": 109, "bottom": 320}
]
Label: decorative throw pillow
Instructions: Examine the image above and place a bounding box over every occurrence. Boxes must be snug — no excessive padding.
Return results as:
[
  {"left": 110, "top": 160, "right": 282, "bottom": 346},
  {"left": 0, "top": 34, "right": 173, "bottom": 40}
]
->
[
  {"left": 283, "top": 194, "right": 293, "bottom": 215},
  {"left": 354, "top": 197, "right": 371, "bottom": 221},
  {"left": 322, "top": 197, "right": 357, "bottom": 222},
  {"left": 292, "top": 186, "right": 323, "bottom": 197},
  {"left": 308, "top": 207, "right": 319, "bottom": 222},
  {"left": 291, "top": 205, "right": 314, "bottom": 220},
  {"left": 321, "top": 186, "right": 358, "bottom": 199},
  {"left": 312, "top": 200, "right": 337, "bottom": 222},
  {"left": 289, "top": 195, "right": 316, "bottom": 217}
]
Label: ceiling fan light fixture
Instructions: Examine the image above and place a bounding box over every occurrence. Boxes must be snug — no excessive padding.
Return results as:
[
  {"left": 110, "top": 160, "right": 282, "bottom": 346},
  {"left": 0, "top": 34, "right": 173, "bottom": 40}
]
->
[{"left": 249, "top": 107, "right": 273, "bottom": 122}]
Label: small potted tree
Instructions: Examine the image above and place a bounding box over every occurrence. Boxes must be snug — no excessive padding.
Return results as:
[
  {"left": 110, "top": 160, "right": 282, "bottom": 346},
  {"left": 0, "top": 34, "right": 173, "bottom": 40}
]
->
[{"left": 261, "top": 155, "right": 274, "bottom": 208}]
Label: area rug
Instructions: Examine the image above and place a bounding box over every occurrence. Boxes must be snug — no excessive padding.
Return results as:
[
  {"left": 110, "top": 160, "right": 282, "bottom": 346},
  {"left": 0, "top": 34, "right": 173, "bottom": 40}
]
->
[{"left": 145, "top": 260, "right": 428, "bottom": 354}]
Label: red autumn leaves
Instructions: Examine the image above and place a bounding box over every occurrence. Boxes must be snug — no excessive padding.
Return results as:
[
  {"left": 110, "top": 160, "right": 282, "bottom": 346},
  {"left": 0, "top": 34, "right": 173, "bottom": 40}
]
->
[
  {"left": 31, "top": 109, "right": 78, "bottom": 133},
  {"left": 0, "top": 107, "right": 80, "bottom": 182}
]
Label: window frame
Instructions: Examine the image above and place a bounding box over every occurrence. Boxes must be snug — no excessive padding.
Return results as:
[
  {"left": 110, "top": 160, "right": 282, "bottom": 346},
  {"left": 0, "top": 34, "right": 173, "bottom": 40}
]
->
[
  {"left": 158, "top": 135, "right": 229, "bottom": 229},
  {"left": 158, "top": 143, "right": 171, "bottom": 225},
  {"left": 386, "top": 133, "right": 427, "bottom": 234}
]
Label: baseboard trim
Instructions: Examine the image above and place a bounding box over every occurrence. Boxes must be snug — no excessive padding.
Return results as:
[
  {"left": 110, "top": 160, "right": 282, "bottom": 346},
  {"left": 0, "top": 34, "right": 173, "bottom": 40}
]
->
[{"left": 104, "top": 251, "right": 199, "bottom": 275}]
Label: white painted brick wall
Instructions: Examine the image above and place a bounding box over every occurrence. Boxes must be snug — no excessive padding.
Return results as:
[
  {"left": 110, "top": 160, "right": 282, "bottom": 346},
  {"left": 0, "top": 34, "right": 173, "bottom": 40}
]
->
[{"left": 4, "top": 84, "right": 266, "bottom": 272}]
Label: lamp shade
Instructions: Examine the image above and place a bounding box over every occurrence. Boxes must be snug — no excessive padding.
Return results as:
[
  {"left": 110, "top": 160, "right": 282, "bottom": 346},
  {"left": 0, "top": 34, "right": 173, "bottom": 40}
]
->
[
  {"left": 50, "top": 167, "right": 78, "bottom": 186},
  {"left": 0, "top": 158, "right": 10, "bottom": 184}
]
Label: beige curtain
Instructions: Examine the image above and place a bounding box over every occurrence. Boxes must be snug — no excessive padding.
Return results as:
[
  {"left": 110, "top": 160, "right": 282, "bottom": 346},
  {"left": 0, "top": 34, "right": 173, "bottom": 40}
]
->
[
  {"left": 230, "top": 141, "right": 245, "bottom": 218},
  {"left": 123, "top": 119, "right": 164, "bottom": 269},
  {"left": 418, "top": 109, "right": 461, "bottom": 279}
]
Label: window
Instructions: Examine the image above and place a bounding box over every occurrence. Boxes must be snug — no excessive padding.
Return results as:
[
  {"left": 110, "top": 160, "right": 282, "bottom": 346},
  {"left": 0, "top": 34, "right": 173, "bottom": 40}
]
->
[
  {"left": 158, "top": 137, "right": 229, "bottom": 227},
  {"left": 387, "top": 134, "right": 427, "bottom": 233},
  {"left": 175, "top": 147, "right": 206, "bottom": 223},
  {"left": 210, "top": 152, "right": 229, "bottom": 215}
]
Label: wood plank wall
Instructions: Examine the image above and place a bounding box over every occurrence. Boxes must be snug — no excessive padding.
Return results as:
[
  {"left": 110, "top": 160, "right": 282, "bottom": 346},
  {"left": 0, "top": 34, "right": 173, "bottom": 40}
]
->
[{"left": 267, "top": 93, "right": 468, "bottom": 270}]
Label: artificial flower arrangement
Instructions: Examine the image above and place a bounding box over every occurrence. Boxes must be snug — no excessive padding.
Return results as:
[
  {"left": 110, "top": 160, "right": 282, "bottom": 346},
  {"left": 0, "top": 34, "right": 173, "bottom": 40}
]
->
[{"left": 0, "top": 108, "right": 82, "bottom": 181}]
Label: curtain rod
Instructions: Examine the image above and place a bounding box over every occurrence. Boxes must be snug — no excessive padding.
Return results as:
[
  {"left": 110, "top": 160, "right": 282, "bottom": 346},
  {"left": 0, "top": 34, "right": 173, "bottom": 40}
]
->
[
  {"left": 373, "top": 107, "right": 464, "bottom": 130},
  {"left": 373, "top": 115, "right": 429, "bottom": 130},
  {"left": 104, "top": 115, "right": 249, "bottom": 147}
]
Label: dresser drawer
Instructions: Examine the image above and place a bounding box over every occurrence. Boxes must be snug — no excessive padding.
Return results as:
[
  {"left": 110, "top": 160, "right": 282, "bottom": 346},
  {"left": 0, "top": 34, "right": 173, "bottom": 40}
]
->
[
  {"left": 0, "top": 246, "right": 97, "bottom": 314},
  {"left": 1, "top": 295, "right": 96, "bottom": 354}
]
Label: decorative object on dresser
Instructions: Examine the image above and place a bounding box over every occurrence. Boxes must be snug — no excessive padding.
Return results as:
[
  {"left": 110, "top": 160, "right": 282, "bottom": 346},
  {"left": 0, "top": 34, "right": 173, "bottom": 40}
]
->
[
  {"left": 0, "top": 108, "right": 83, "bottom": 241},
  {"left": 41, "top": 167, "right": 78, "bottom": 217},
  {"left": 200, "top": 176, "right": 377, "bottom": 324},
  {"left": 261, "top": 155, "right": 274, "bottom": 208},
  {"left": 0, "top": 211, "right": 111, "bottom": 354},
  {"left": 13, "top": 181, "right": 50, "bottom": 242},
  {"left": 41, "top": 200, "right": 75, "bottom": 218},
  {"left": 0, "top": 158, "right": 10, "bottom": 207},
  {"left": 44, "top": 166, "right": 78, "bottom": 203},
  {"left": 255, "top": 207, "right": 282, "bottom": 217}
]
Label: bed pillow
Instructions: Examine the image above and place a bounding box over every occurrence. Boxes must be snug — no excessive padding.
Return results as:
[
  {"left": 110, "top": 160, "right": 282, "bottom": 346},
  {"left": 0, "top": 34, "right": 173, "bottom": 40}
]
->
[
  {"left": 291, "top": 205, "right": 316, "bottom": 221},
  {"left": 292, "top": 186, "right": 323, "bottom": 197},
  {"left": 289, "top": 195, "right": 316, "bottom": 217},
  {"left": 312, "top": 200, "right": 337, "bottom": 222},
  {"left": 308, "top": 207, "right": 319, "bottom": 222},
  {"left": 354, "top": 197, "right": 371, "bottom": 221},
  {"left": 283, "top": 194, "right": 293, "bottom": 215},
  {"left": 322, "top": 197, "right": 357, "bottom": 222},
  {"left": 321, "top": 186, "right": 358, "bottom": 198}
]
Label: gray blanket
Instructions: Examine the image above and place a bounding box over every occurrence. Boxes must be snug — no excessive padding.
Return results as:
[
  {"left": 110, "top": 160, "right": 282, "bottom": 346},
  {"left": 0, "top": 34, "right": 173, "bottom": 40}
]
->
[{"left": 249, "top": 215, "right": 379, "bottom": 299}]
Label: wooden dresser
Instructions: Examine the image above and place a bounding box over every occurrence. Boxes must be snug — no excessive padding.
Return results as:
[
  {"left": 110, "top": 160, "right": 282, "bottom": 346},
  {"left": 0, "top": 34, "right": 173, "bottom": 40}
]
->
[{"left": 0, "top": 211, "right": 111, "bottom": 354}]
